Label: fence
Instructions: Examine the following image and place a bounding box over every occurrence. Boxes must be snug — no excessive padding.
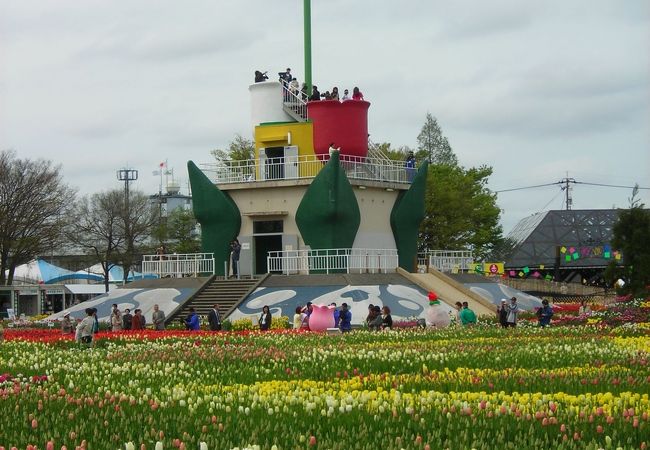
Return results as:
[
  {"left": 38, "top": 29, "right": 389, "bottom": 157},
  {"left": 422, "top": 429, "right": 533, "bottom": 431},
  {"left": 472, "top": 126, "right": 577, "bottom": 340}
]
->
[
  {"left": 267, "top": 248, "right": 399, "bottom": 275},
  {"left": 417, "top": 250, "right": 474, "bottom": 273},
  {"left": 142, "top": 253, "right": 215, "bottom": 278},
  {"left": 201, "top": 154, "right": 411, "bottom": 185}
]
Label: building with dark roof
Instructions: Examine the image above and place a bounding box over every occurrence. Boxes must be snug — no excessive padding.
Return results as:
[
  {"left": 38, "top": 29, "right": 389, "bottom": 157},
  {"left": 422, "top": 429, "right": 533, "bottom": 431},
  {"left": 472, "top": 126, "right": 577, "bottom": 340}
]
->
[{"left": 506, "top": 209, "right": 623, "bottom": 283}]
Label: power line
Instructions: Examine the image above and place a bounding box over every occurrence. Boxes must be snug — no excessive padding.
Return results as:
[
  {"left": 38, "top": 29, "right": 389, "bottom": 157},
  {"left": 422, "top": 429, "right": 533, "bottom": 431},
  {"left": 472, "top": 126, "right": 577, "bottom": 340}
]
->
[
  {"left": 494, "top": 182, "right": 560, "bottom": 193},
  {"left": 495, "top": 180, "right": 650, "bottom": 193},
  {"left": 575, "top": 181, "right": 650, "bottom": 190}
]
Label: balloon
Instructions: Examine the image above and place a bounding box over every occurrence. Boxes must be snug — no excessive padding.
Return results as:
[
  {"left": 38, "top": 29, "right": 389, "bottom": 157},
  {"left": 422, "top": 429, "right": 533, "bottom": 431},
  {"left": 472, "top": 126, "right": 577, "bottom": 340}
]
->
[
  {"left": 427, "top": 291, "right": 438, "bottom": 302},
  {"left": 426, "top": 302, "right": 450, "bottom": 328},
  {"left": 308, "top": 304, "right": 335, "bottom": 331}
]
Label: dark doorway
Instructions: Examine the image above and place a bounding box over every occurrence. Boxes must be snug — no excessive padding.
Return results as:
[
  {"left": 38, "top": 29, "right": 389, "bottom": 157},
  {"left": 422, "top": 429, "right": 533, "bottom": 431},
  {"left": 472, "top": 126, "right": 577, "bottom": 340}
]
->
[
  {"left": 264, "top": 146, "right": 284, "bottom": 180},
  {"left": 255, "top": 234, "right": 283, "bottom": 274}
]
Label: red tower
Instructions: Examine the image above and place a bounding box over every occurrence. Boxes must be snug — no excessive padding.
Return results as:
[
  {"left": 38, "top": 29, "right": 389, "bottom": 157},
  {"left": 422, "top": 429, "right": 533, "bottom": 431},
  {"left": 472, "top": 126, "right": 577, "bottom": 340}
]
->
[{"left": 307, "top": 100, "right": 370, "bottom": 158}]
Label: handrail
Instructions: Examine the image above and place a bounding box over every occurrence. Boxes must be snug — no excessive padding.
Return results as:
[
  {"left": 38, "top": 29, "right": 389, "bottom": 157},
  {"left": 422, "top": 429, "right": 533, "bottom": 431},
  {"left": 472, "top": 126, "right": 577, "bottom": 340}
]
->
[
  {"left": 417, "top": 250, "right": 475, "bottom": 273},
  {"left": 201, "top": 154, "right": 412, "bottom": 185},
  {"left": 280, "top": 79, "right": 308, "bottom": 121},
  {"left": 142, "top": 253, "right": 216, "bottom": 278},
  {"left": 267, "top": 248, "right": 399, "bottom": 275}
]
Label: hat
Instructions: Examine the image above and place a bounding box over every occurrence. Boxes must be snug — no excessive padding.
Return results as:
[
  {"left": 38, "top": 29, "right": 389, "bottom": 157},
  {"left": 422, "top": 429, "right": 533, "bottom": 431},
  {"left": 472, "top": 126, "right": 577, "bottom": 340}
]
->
[
  {"left": 501, "top": 299, "right": 507, "bottom": 303},
  {"left": 64, "top": 312, "right": 70, "bottom": 317}
]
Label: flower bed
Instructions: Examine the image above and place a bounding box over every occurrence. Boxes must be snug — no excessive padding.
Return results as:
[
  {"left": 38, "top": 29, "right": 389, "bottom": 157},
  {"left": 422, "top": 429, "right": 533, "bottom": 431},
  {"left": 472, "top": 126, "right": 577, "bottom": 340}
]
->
[{"left": 0, "top": 326, "right": 649, "bottom": 449}]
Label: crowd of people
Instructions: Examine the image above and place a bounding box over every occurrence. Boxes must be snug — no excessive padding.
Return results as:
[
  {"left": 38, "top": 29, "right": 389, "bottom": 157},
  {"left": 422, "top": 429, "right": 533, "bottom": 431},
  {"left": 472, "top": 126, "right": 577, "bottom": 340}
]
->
[
  {"left": 256, "top": 67, "right": 366, "bottom": 104},
  {"left": 62, "top": 303, "right": 168, "bottom": 347},
  {"left": 291, "top": 302, "right": 352, "bottom": 332},
  {"left": 63, "top": 293, "right": 556, "bottom": 346}
]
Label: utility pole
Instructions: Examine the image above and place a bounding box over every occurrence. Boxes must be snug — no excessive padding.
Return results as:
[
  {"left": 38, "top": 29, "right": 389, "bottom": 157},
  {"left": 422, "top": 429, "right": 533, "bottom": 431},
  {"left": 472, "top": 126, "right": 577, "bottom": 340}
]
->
[
  {"left": 117, "top": 168, "right": 138, "bottom": 284},
  {"left": 560, "top": 175, "right": 576, "bottom": 210}
]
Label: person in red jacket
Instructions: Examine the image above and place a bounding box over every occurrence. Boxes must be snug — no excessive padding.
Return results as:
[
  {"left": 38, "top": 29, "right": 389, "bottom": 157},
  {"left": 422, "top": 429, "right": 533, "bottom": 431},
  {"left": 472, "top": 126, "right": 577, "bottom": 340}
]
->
[{"left": 131, "top": 309, "right": 145, "bottom": 330}]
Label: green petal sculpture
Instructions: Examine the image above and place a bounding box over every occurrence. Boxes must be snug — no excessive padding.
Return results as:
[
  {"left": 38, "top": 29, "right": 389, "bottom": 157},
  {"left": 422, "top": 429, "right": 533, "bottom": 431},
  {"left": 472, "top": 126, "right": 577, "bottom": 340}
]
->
[
  {"left": 187, "top": 161, "right": 241, "bottom": 276},
  {"left": 296, "top": 152, "right": 361, "bottom": 252},
  {"left": 390, "top": 161, "right": 428, "bottom": 271}
]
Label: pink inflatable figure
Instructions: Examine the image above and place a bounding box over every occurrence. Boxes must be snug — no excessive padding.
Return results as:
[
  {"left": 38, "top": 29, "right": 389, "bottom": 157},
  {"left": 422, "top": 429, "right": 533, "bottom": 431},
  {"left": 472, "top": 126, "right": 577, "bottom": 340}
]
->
[{"left": 308, "top": 304, "right": 336, "bottom": 331}]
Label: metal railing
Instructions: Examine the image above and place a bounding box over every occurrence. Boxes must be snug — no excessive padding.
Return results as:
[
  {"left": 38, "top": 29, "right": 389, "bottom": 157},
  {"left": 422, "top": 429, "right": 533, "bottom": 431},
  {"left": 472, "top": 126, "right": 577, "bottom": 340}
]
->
[
  {"left": 142, "top": 253, "right": 215, "bottom": 277},
  {"left": 201, "top": 154, "right": 411, "bottom": 185},
  {"left": 417, "top": 250, "right": 475, "bottom": 273},
  {"left": 267, "top": 248, "right": 399, "bottom": 275},
  {"left": 281, "top": 79, "right": 308, "bottom": 121}
]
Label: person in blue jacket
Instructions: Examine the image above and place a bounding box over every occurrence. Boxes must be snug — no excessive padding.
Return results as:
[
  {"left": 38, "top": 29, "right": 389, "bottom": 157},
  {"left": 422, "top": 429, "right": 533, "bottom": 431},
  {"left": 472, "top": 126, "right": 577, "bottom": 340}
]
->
[
  {"left": 339, "top": 303, "right": 352, "bottom": 332},
  {"left": 331, "top": 302, "right": 340, "bottom": 328},
  {"left": 538, "top": 299, "right": 554, "bottom": 327},
  {"left": 185, "top": 308, "right": 200, "bottom": 331}
]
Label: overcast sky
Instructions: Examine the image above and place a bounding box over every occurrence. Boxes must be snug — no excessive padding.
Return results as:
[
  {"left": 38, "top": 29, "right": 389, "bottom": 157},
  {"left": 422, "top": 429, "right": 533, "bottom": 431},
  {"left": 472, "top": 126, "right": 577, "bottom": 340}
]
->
[{"left": 1, "top": 0, "right": 648, "bottom": 234}]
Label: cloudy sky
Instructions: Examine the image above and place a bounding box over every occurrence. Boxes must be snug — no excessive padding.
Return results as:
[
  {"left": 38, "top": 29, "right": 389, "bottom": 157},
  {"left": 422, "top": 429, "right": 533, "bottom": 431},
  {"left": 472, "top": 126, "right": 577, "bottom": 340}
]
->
[{"left": 1, "top": 0, "right": 648, "bottom": 234}]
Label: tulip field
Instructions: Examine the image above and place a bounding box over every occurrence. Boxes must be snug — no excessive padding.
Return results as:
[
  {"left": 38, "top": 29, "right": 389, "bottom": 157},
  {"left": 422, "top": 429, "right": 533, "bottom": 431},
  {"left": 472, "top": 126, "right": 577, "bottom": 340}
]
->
[{"left": 1, "top": 325, "right": 649, "bottom": 450}]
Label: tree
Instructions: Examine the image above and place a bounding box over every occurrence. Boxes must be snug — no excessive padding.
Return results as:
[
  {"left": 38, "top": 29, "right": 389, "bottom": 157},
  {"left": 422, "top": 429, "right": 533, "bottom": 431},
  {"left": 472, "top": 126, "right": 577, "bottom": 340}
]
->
[
  {"left": 68, "top": 190, "right": 124, "bottom": 293},
  {"left": 369, "top": 141, "right": 414, "bottom": 161},
  {"left": 0, "top": 151, "right": 74, "bottom": 285},
  {"left": 419, "top": 164, "right": 503, "bottom": 259},
  {"left": 153, "top": 208, "right": 201, "bottom": 254},
  {"left": 416, "top": 113, "right": 457, "bottom": 166},
  {"left": 608, "top": 185, "right": 650, "bottom": 295},
  {"left": 211, "top": 134, "right": 255, "bottom": 162},
  {"left": 118, "top": 190, "right": 158, "bottom": 283},
  {"left": 69, "top": 189, "right": 157, "bottom": 291}
]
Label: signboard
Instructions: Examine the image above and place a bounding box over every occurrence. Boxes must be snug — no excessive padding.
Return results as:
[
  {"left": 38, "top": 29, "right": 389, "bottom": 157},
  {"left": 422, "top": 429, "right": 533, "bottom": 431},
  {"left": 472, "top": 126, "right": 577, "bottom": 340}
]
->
[
  {"left": 241, "top": 243, "right": 250, "bottom": 250},
  {"left": 19, "top": 290, "right": 38, "bottom": 296},
  {"left": 485, "top": 262, "right": 504, "bottom": 275},
  {"left": 46, "top": 289, "right": 64, "bottom": 295},
  {"left": 6, "top": 308, "right": 15, "bottom": 320}
]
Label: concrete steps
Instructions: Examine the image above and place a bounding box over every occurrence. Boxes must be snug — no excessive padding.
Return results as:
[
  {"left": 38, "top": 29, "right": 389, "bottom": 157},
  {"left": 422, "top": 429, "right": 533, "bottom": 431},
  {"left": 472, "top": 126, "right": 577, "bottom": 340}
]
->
[{"left": 168, "top": 277, "right": 263, "bottom": 323}]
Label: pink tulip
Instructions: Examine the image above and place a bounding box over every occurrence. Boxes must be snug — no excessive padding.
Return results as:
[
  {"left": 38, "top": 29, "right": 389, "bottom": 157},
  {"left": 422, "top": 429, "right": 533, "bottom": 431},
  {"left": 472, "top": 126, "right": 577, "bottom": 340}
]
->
[
  {"left": 31, "top": 419, "right": 38, "bottom": 429},
  {"left": 596, "top": 425, "right": 603, "bottom": 433},
  {"left": 309, "top": 436, "right": 317, "bottom": 446},
  {"left": 47, "top": 442, "right": 54, "bottom": 450}
]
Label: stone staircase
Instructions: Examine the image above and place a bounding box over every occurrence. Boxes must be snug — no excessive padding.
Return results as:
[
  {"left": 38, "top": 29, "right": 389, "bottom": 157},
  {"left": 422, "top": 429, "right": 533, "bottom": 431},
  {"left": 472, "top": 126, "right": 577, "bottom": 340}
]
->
[{"left": 167, "top": 276, "right": 265, "bottom": 323}]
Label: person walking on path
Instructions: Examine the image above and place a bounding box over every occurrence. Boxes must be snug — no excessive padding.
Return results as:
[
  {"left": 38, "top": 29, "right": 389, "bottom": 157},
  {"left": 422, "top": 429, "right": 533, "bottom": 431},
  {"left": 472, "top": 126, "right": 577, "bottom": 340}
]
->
[
  {"left": 208, "top": 304, "right": 222, "bottom": 331},
  {"left": 152, "top": 304, "right": 166, "bottom": 331},
  {"left": 506, "top": 297, "right": 519, "bottom": 327}
]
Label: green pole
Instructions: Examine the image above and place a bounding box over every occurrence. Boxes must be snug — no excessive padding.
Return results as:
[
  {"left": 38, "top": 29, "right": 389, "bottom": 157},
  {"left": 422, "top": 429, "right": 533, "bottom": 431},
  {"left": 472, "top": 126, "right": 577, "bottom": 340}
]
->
[{"left": 304, "top": 0, "right": 312, "bottom": 94}]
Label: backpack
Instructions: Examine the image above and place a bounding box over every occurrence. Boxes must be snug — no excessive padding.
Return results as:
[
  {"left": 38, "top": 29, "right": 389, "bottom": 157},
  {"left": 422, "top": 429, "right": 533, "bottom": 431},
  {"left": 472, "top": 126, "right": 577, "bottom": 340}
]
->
[{"left": 536, "top": 307, "right": 543, "bottom": 318}]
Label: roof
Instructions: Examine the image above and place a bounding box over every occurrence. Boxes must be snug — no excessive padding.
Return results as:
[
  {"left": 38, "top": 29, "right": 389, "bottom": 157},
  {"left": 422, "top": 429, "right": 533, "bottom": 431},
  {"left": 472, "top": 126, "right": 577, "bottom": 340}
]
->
[
  {"left": 506, "top": 209, "right": 621, "bottom": 269},
  {"left": 64, "top": 284, "right": 111, "bottom": 295}
]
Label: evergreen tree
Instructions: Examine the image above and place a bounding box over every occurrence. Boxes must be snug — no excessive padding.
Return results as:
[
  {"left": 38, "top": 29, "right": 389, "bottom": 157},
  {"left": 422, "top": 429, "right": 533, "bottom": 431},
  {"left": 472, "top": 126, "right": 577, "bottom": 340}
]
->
[
  {"left": 416, "top": 113, "right": 457, "bottom": 166},
  {"left": 419, "top": 164, "right": 502, "bottom": 259},
  {"left": 609, "top": 186, "right": 650, "bottom": 295}
]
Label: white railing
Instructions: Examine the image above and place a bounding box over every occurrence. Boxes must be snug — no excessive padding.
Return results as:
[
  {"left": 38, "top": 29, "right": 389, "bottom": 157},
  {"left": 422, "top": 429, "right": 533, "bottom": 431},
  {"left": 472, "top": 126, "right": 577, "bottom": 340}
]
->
[
  {"left": 417, "top": 250, "right": 474, "bottom": 273},
  {"left": 201, "top": 154, "right": 411, "bottom": 185},
  {"left": 267, "top": 248, "right": 399, "bottom": 275},
  {"left": 281, "top": 79, "right": 308, "bottom": 121},
  {"left": 142, "top": 253, "right": 215, "bottom": 277}
]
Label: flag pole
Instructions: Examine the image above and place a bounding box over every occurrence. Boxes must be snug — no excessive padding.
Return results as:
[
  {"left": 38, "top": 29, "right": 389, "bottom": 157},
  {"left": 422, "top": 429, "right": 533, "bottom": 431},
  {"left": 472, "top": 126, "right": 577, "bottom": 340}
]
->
[{"left": 304, "top": 0, "right": 312, "bottom": 94}]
